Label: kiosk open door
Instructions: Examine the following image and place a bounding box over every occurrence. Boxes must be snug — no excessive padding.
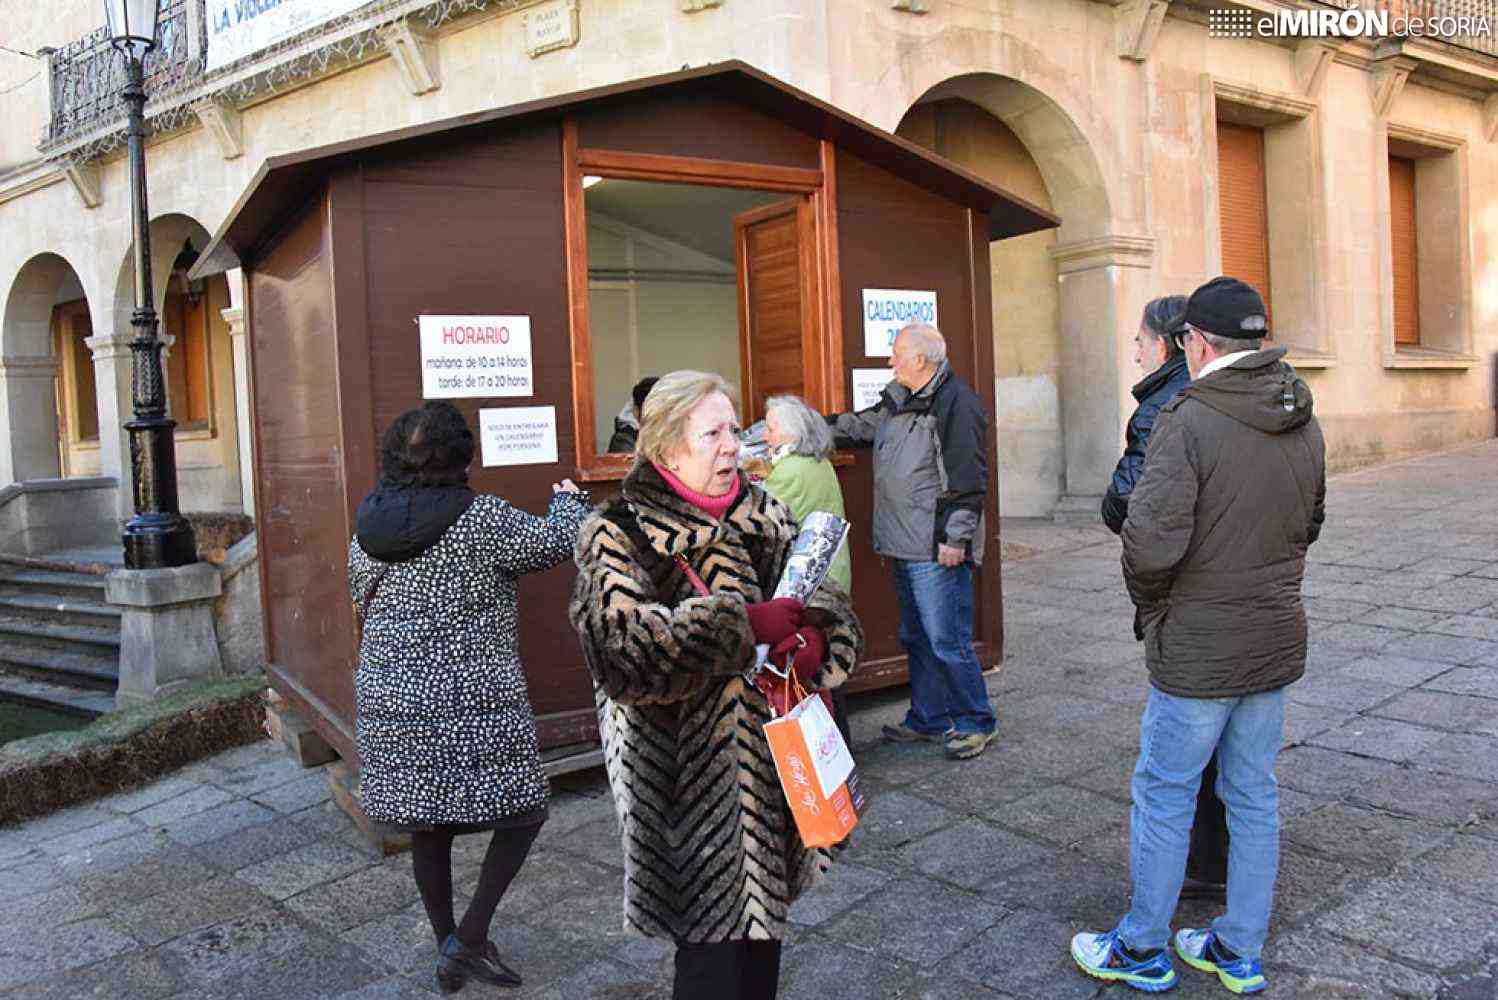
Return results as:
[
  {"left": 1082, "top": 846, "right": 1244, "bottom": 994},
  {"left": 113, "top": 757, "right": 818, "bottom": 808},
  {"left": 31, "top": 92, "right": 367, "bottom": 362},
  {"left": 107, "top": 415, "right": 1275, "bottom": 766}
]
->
[{"left": 734, "top": 197, "right": 820, "bottom": 425}]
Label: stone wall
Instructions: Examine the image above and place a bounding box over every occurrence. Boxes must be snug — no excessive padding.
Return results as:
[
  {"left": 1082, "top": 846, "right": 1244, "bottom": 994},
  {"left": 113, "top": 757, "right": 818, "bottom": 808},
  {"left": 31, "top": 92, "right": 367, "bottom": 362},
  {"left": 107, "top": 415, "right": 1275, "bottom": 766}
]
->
[
  {"left": 0, "top": 476, "right": 118, "bottom": 555},
  {"left": 3, "top": 0, "right": 1494, "bottom": 520},
  {"left": 213, "top": 531, "right": 265, "bottom": 677}
]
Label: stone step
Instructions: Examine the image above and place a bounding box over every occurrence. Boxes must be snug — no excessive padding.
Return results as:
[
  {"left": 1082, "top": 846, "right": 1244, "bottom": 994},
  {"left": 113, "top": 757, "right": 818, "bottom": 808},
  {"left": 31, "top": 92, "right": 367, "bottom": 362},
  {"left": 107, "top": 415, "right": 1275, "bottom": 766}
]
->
[
  {"left": 0, "top": 617, "right": 121, "bottom": 652},
  {"left": 0, "top": 553, "right": 115, "bottom": 577},
  {"left": 0, "top": 672, "right": 113, "bottom": 718},
  {"left": 0, "top": 565, "right": 109, "bottom": 602},
  {"left": 0, "top": 642, "right": 119, "bottom": 690},
  {"left": 0, "top": 593, "right": 121, "bottom": 629}
]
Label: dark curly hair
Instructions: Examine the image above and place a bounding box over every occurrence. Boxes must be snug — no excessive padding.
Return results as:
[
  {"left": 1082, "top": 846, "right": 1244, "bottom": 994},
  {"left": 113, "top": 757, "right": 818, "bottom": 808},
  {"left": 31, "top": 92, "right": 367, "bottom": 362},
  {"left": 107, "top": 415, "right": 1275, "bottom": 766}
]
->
[{"left": 379, "top": 401, "right": 475, "bottom": 487}]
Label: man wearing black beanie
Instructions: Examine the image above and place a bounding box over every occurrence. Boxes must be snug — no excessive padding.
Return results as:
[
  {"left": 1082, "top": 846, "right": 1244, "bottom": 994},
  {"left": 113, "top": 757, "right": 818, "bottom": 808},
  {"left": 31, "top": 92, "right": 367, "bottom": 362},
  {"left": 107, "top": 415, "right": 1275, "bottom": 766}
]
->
[{"left": 1070, "top": 277, "right": 1326, "bottom": 995}]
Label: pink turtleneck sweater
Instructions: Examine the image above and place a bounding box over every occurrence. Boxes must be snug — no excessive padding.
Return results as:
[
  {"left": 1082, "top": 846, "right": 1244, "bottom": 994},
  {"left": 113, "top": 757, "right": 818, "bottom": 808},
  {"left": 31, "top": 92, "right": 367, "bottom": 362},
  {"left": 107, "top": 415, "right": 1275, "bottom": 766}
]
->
[{"left": 654, "top": 463, "right": 741, "bottom": 520}]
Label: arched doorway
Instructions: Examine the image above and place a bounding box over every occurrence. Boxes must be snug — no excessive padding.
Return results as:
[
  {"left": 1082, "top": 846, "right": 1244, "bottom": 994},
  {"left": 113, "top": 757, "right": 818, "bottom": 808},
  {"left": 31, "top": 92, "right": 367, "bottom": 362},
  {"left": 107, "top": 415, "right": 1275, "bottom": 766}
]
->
[
  {"left": 898, "top": 98, "right": 1063, "bottom": 516},
  {"left": 896, "top": 74, "right": 1123, "bottom": 517},
  {"left": 111, "top": 215, "right": 243, "bottom": 515},
  {"left": 1, "top": 253, "right": 97, "bottom": 484}
]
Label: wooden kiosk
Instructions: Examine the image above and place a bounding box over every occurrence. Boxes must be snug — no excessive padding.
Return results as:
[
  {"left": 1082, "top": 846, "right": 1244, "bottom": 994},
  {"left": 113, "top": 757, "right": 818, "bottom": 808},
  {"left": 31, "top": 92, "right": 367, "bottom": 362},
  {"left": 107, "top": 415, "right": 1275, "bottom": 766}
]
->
[{"left": 196, "top": 62, "right": 1057, "bottom": 779}]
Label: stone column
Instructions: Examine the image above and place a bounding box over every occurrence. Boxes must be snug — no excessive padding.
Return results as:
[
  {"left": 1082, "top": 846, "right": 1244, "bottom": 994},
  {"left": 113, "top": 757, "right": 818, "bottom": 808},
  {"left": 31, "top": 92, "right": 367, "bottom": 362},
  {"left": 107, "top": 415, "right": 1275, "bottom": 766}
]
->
[
  {"left": 1049, "top": 235, "right": 1154, "bottom": 521},
  {"left": 85, "top": 334, "right": 137, "bottom": 520},
  {"left": 107, "top": 562, "right": 224, "bottom": 708},
  {"left": 222, "top": 304, "right": 255, "bottom": 517},
  {"left": 0, "top": 354, "right": 62, "bottom": 484}
]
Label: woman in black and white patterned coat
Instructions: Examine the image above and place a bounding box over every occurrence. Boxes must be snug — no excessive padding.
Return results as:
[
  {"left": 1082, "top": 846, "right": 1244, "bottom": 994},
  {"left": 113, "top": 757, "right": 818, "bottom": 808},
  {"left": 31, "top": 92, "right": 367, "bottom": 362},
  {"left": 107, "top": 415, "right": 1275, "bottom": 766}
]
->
[
  {"left": 569, "top": 371, "right": 863, "bottom": 1000},
  {"left": 348, "top": 401, "right": 589, "bottom": 994}
]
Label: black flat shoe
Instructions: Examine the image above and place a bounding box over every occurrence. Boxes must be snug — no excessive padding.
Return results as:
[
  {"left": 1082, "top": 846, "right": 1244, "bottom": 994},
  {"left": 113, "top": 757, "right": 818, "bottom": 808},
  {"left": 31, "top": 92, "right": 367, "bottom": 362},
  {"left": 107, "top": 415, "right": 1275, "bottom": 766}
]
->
[
  {"left": 440, "top": 933, "right": 522, "bottom": 988},
  {"left": 434, "top": 952, "right": 464, "bottom": 994}
]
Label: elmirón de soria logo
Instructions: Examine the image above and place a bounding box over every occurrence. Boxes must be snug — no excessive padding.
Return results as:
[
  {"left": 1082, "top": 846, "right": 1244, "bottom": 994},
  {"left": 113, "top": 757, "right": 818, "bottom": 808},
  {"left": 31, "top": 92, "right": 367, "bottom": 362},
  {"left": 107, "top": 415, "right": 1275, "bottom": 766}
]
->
[{"left": 1209, "top": 6, "right": 1493, "bottom": 40}]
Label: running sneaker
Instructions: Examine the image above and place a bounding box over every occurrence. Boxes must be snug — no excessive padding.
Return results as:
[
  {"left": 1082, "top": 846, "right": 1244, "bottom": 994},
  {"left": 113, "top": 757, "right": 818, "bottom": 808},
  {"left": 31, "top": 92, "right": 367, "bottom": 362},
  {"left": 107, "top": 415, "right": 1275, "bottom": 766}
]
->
[
  {"left": 1070, "top": 928, "right": 1178, "bottom": 992},
  {"left": 1173, "top": 928, "right": 1267, "bottom": 994}
]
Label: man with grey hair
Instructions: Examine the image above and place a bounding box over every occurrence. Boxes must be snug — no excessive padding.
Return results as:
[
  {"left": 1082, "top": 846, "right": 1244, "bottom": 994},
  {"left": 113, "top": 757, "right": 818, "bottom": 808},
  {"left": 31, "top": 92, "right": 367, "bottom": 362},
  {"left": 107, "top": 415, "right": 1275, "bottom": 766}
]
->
[
  {"left": 826, "top": 322, "right": 997, "bottom": 759},
  {"left": 1070, "top": 277, "right": 1324, "bottom": 994}
]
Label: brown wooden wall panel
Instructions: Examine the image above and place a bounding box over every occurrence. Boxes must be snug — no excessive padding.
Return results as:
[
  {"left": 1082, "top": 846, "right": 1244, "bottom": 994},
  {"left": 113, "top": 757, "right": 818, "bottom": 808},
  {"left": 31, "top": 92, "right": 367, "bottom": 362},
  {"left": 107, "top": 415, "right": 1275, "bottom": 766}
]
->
[
  {"left": 573, "top": 91, "right": 820, "bottom": 169},
  {"left": 834, "top": 151, "right": 997, "bottom": 681},
  {"left": 248, "top": 193, "right": 359, "bottom": 752},
  {"left": 1216, "top": 122, "right": 1273, "bottom": 322},
  {"left": 355, "top": 124, "right": 597, "bottom": 725},
  {"left": 1389, "top": 155, "right": 1421, "bottom": 346}
]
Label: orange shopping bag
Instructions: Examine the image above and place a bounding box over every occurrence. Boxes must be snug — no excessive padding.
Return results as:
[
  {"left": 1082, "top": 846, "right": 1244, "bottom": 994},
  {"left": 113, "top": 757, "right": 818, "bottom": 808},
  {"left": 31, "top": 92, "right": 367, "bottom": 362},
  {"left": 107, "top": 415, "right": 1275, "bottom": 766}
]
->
[{"left": 762, "top": 673, "right": 865, "bottom": 848}]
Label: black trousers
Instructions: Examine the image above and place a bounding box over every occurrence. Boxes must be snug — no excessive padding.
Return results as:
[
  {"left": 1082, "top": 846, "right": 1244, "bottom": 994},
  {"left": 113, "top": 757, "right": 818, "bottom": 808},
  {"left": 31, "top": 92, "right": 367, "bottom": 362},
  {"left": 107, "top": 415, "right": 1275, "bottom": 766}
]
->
[
  {"left": 1187, "top": 752, "right": 1230, "bottom": 884},
  {"left": 830, "top": 685, "right": 852, "bottom": 747},
  {"left": 673, "top": 939, "right": 782, "bottom": 1000}
]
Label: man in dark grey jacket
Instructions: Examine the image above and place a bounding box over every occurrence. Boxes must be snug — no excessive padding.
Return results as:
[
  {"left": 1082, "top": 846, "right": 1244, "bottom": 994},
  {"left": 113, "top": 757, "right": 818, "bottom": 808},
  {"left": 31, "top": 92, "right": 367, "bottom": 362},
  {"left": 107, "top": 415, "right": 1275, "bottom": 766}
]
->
[
  {"left": 1071, "top": 278, "right": 1325, "bottom": 995},
  {"left": 828, "top": 322, "right": 996, "bottom": 760}
]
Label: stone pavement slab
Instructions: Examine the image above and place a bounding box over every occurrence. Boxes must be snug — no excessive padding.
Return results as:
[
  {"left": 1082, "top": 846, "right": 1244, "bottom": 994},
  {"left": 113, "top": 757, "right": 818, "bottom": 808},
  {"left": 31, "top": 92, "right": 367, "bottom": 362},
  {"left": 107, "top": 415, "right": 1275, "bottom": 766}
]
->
[{"left": 5, "top": 441, "right": 1498, "bottom": 998}]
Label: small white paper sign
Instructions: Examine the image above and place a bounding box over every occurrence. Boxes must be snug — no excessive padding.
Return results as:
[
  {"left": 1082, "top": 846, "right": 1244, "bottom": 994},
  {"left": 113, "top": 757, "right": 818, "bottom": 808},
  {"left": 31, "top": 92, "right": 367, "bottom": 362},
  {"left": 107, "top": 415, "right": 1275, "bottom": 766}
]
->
[
  {"left": 851, "top": 369, "right": 894, "bottom": 411},
  {"left": 480, "top": 406, "right": 558, "bottom": 467},
  {"left": 862, "top": 288, "right": 938, "bottom": 357},
  {"left": 420, "top": 315, "right": 533, "bottom": 399}
]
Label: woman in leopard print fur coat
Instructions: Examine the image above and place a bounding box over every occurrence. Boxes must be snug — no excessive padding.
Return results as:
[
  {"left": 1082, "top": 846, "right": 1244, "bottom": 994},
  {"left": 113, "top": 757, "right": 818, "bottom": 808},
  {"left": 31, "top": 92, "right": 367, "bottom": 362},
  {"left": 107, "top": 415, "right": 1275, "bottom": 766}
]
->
[{"left": 569, "top": 371, "right": 863, "bottom": 999}]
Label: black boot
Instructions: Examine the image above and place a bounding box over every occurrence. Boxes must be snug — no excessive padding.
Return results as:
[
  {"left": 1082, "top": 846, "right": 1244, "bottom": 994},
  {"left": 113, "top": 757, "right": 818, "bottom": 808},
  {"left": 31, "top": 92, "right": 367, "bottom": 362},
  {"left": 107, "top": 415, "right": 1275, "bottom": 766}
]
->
[
  {"left": 440, "top": 933, "right": 522, "bottom": 988},
  {"left": 434, "top": 949, "right": 464, "bottom": 995}
]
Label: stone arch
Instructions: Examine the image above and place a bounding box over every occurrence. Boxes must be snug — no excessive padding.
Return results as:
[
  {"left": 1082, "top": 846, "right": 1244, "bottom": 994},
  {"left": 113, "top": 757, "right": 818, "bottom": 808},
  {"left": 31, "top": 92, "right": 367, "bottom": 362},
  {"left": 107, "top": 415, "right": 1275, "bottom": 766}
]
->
[
  {"left": 889, "top": 70, "right": 1145, "bottom": 511},
  {"left": 110, "top": 213, "right": 244, "bottom": 515},
  {"left": 897, "top": 95, "right": 1067, "bottom": 517},
  {"left": 111, "top": 214, "right": 217, "bottom": 336},
  {"left": 1, "top": 252, "right": 90, "bottom": 483},
  {"left": 906, "top": 74, "right": 1111, "bottom": 246}
]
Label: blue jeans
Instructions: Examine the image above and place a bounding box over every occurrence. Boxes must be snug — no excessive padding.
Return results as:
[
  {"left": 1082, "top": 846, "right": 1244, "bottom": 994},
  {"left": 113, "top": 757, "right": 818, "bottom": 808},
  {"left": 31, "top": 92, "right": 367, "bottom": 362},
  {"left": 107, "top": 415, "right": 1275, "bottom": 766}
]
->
[
  {"left": 891, "top": 560, "right": 996, "bottom": 736},
  {"left": 1118, "top": 686, "right": 1284, "bottom": 959}
]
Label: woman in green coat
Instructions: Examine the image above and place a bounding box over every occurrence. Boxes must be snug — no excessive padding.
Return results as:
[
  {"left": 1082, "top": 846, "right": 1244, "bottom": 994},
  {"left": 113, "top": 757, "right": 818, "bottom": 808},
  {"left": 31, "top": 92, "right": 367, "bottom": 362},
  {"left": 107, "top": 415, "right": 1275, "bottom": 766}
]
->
[{"left": 762, "top": 394, "right": 854, "bottom": 740}]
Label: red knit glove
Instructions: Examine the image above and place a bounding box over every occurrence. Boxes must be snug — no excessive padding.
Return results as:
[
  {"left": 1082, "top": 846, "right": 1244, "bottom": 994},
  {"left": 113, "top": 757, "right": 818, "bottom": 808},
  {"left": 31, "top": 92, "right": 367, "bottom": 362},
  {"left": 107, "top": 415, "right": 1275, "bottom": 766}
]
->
[
  {"left": 745, "top": 597, "right": 803, "bottom": 646},
  {"left": 770, "top": 625, "right": 827, "bottom": 684}
]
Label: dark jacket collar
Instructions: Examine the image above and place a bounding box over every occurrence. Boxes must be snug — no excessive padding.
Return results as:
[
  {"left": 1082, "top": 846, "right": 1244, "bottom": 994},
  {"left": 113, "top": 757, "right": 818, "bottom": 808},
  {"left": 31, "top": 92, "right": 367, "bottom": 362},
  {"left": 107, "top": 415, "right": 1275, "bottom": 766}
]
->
[
  {"left": 884, "top": 361, "right": 952, "bottom": 413},
  {"left": 354, "top": 483, "right": 475, "bottom": 563},
  {"left": 1132, "top": 352, "right": 1189, "bottom": 403}
]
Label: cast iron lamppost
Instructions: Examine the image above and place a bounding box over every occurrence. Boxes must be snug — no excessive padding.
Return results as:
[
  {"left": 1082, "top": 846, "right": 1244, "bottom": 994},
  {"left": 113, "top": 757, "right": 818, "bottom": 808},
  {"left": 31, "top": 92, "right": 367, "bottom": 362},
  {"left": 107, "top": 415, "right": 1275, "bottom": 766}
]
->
[{"left": 106, "top": 0, "right": 196, "bottom": 568}]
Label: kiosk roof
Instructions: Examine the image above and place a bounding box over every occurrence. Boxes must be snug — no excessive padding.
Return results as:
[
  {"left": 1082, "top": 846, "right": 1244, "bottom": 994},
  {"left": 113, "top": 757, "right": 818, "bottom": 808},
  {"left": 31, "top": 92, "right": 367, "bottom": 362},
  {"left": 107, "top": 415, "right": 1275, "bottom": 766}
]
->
[{"left": 193, "top": 61, "right": 1058, "bottom": 279}]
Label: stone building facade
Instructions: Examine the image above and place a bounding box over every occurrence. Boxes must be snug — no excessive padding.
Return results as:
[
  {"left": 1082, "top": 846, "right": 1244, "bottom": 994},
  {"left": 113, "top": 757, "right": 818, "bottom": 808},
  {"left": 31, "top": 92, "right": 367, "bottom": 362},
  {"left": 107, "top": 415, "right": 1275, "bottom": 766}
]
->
[{"left": 1, "top": 0, "right": 1494, "bottom": 528}]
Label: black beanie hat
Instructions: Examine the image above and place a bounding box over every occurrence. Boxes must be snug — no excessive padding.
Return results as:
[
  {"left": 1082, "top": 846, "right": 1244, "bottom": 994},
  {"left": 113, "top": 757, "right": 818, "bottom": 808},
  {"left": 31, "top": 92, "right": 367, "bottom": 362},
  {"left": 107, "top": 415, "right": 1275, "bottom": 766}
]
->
[{"left": 1184, "top": 276, "right": 1269, "bottom": 340}]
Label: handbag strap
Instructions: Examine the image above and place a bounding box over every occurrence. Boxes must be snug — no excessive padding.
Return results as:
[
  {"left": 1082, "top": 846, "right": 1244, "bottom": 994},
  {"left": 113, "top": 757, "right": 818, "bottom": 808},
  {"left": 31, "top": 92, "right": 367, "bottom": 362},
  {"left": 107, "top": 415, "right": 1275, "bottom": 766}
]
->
[{"left": 674, "top": 555, "right": 711, "bottom": 597}]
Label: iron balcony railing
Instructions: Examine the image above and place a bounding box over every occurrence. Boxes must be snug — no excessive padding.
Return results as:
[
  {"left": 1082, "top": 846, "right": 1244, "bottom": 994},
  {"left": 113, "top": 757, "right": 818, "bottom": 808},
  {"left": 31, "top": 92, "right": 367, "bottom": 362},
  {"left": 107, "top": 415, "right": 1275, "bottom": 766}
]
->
[{"left": 44, "top": 0, "right": 201, "bottom": 145}]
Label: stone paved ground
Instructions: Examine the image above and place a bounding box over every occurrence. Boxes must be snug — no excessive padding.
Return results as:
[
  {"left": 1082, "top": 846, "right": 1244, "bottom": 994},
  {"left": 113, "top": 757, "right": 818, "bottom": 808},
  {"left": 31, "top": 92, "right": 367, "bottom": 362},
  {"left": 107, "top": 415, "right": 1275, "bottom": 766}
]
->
[{"left": 4, "top": 442, "right": 1498, "bottom": 999}]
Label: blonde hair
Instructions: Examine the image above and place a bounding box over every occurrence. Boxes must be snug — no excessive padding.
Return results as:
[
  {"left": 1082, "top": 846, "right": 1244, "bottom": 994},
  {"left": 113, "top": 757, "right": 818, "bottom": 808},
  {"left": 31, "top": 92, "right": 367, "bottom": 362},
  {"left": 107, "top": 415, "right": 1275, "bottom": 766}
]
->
[{"left": 636, "top": 370, "right": 737, "bottom": 465}]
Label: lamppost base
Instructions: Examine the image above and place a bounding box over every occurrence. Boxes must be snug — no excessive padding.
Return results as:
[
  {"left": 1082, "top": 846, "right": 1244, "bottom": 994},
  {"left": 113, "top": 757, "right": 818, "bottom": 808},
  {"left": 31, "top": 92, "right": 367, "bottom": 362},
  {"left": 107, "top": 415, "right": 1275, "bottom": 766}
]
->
[{"left": 122, "top": 513, "right": 197, "bottom": 569}]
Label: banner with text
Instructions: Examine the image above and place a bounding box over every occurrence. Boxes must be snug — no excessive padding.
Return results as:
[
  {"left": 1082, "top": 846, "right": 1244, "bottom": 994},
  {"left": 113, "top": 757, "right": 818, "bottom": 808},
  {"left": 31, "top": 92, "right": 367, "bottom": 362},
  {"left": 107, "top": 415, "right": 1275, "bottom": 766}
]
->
[
  {"left": 206, "top": 0, "right": 372, "bottom": 71},
  {"left": 480, "top": 407, "right": 558, "bottom": 467},
  {"left": 862, "top": 288, "right": 937, "bottom": 357},
  {"left": 419, "top": 315, "right": 533, "bottom": 399}
]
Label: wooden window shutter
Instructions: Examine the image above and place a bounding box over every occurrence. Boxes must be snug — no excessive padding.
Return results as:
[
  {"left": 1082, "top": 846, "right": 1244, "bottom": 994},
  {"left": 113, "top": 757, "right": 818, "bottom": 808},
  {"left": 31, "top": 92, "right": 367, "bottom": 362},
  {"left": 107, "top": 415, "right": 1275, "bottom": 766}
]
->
[
  {"left": 1216, "top": 121, "right": 1272, "bottom": 326},
  {"left": 164, "top": 290, "right": 212, "bottom": 428},
  {"left": 1389, "top": 155, "right": 1420, "bottom": 347},
  {"left": 67, "top": 303, "right": 99, "bottom": 441}
]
